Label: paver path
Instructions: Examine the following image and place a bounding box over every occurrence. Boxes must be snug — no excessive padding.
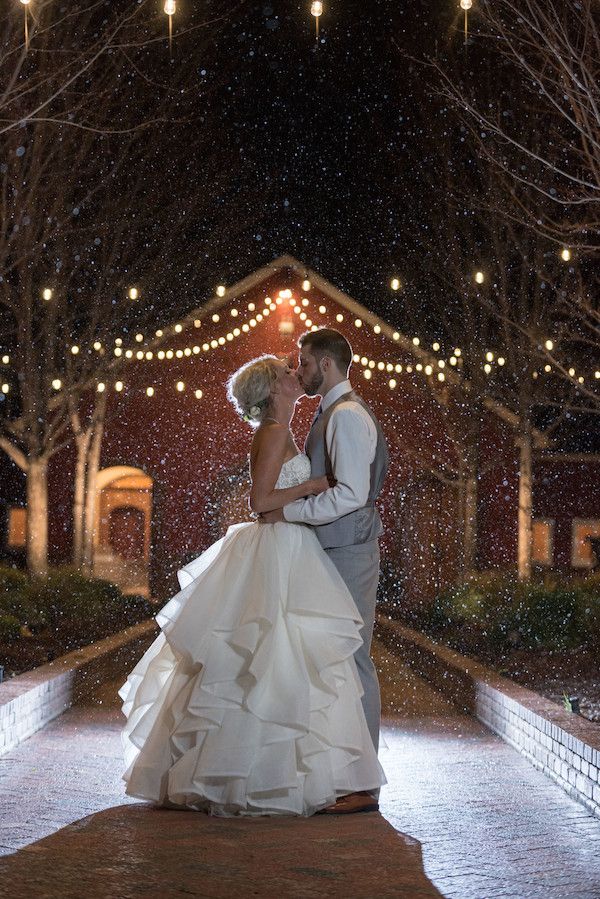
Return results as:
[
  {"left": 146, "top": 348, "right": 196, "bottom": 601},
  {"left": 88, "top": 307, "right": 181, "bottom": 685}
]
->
[{"left": 1, "top": 635, "right": 600, "bottom": 897}]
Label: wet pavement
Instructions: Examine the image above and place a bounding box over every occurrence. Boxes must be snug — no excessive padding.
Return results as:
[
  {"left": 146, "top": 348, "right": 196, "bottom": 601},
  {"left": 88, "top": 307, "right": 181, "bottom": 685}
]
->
[{"left": 1, "top": 638, "right": 600, "bottom": 897}]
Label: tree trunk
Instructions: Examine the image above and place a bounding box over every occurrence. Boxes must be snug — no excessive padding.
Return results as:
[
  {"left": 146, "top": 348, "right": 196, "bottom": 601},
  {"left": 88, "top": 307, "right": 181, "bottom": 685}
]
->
[
  {"left": 27, "top": 456, "right": 49, "bottom": 579},
  {"left": 82, "top": 392, "right": 107, "bottom": 575},
  {"left": 72, "top": 429, "right": 91, "bottom": 569},
  {"left": 463, "top": 459, "right": 478, "bottom": 575},
  {"left": 517, "top": 420, "right": 533, "bottom": 581}
]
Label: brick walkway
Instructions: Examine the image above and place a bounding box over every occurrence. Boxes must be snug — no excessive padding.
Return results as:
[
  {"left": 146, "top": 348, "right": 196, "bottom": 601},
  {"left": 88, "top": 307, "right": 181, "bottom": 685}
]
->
[{"left": 1, "top": 637, "right": 600, "bottom": 897}]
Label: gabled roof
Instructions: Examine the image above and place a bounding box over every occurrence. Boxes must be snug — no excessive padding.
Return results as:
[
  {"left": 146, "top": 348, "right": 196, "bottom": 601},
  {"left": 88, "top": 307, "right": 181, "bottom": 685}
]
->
[
  {"left": 128, "top": 253, "right": 540, "bottom": 437},
  {"left": 176, "top": 254, "right": 451, "bottom": 370}
]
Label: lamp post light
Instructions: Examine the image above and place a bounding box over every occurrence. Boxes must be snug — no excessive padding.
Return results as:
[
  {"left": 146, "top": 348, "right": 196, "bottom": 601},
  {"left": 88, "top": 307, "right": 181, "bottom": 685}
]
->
[
  {"left": 164, "top": 0, "right": 176, "bottom": 55},
  {"left": 311, "top": 1, "right": 323, "bottom": 40},
  {"left": 19, "top": 0, "right": 31, "bottom": 49},
  {"left": 460, "top": 0, "right": 472, "bottom": 43}
]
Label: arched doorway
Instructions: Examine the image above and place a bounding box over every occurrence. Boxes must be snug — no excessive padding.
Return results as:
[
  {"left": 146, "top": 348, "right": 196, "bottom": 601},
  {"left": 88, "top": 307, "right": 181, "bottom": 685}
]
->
[{"left": 93, "top": 466, "right": 153, "bottom": 597}]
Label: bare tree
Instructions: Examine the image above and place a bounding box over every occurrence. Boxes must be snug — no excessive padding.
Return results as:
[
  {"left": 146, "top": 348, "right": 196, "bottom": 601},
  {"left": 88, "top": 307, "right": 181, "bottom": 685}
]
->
[
  {"left": 428, "top": 0, "right": 600, "bottom": 251},
  {"left": 415, "top": 0, "right": 600, "bottom": 410},
  {"left": 0, "top": 1, "right": 254, "bottom": 577},
  {"left": 393, "top": 109, "right": 581, "bottom": 580}
]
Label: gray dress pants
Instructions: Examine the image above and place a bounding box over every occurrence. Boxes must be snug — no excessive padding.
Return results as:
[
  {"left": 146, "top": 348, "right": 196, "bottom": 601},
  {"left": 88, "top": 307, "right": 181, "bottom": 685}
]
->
[{"left": 325, "top": 539, "right": 381, "bottom": 754}]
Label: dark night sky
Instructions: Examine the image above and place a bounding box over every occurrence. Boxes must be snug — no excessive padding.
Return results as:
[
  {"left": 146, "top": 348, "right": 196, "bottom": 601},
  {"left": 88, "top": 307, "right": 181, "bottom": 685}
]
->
[{"left": 184, "top": 0, "right": 452, "bottom": 320}]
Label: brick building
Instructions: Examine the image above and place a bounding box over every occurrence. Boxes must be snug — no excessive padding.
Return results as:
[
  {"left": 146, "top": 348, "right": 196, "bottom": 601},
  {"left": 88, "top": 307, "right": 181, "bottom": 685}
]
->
[{"left": 1, "top": 255, "right": 599, "bottom": 602}]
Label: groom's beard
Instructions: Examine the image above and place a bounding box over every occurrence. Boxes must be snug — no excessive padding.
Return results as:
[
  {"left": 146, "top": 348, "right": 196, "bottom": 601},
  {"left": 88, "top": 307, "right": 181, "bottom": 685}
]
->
[{"left": 302, "top": 371, "right": 324, "bottom": 396}]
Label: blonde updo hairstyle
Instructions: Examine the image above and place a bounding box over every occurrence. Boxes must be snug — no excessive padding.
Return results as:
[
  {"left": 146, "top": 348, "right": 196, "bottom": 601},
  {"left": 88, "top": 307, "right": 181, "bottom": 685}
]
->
[{"left": 227, "top": 354, "right": 281, "bottom": 427}]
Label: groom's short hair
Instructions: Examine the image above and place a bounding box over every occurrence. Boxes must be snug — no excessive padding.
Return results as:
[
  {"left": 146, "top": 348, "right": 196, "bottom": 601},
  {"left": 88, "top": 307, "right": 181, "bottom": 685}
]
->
[{"left": 298, "top": 328, "right": 353, "bottom": 374}]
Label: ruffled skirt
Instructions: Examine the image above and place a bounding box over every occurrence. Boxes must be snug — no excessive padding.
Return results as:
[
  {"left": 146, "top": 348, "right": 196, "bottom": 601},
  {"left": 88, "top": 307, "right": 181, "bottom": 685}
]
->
[{"left": 119, "top": 521, "right": 385, "bottom": 816}]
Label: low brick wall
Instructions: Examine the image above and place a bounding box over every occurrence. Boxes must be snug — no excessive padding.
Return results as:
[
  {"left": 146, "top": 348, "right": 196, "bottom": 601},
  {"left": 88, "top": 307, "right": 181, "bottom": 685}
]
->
[
  {"left": 0, "top": 619, "right": 157, "bottom": 757},
  {"left": 378, "top": 617, "right": 600, "bottom": 819}
]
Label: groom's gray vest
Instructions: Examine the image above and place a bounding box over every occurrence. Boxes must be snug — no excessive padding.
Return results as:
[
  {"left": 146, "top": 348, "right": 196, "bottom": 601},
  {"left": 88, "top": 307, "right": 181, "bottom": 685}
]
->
[{"left": 305, "top": 390, "right": 389, "bottom": 549}]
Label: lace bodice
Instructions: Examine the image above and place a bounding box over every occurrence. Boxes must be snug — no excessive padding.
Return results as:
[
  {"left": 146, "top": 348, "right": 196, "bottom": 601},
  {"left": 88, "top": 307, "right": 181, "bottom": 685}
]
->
[{"left": 275, "top": 452, "right": 311, "bottom": 489}]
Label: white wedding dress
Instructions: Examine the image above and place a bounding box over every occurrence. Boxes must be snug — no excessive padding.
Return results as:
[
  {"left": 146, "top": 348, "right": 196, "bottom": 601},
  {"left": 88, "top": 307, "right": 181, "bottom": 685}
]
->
[{"left": 119, "top": 452, "right": 385, "bottom": 816}]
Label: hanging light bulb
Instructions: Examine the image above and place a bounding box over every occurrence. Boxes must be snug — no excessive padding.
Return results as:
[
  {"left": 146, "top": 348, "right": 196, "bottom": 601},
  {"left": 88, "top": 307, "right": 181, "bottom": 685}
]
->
[
  {"left": 311, "top": 1, "right": 323, "bottom": 40},
  {"left": 460, "top": 0, "right": 472, "bottom": 44},
  {"left": 19, "top": 0, "right": 31, "bottom": 50},
  {"left": 164, "top": 0, "right": 176, "bottom": 56}
]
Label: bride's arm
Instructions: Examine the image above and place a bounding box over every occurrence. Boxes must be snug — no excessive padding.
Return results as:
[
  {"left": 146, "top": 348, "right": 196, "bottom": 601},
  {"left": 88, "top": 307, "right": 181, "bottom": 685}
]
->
[{"left": 249, "top": 424, "right": 328, "bottom": 514}]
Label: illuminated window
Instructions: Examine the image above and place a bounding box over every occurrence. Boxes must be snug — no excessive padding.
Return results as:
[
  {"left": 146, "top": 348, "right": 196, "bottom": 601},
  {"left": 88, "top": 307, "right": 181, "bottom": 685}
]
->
[
  {"left": 531, "top": 519, "right": 554, "bottom": 567},
  {"left": 572, "top": 519, "right": 600, "bottom": 568},
  {"left": 7, "top": 507, "right": 26, "bottom": 548}
]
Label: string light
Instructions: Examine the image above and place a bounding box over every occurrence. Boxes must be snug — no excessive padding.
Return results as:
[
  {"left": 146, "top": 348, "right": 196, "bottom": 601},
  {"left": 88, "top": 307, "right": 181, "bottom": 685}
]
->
[
  {"left": 216, "top": 285, "right": 226, "bottom": 297},
  {"left": 1, "top": 383, "right": 9, "bottom": 394},
  {"left": 91, "top": 279, "right": 598, "bottom": 399},
  {"left": 128, "top": 287, "right": 139, "bottom": 300},
  {"left": 390, "top": 278, "right": 401, "bottom": 291},
  {"left": 302, "top": 279, "right": 311, "bottom": 291},
  {"left": 42, "top": 288, "right": 53, "bottom": 301},
  {"left": 561, "top": 248, "right": 571, "bottom": 262},
  {"left": 475, "top": 270, "right": 485, "bottom": 284}
]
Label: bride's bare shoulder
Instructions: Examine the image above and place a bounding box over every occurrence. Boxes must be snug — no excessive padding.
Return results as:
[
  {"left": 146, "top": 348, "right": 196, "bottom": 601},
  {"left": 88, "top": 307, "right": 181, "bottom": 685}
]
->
[{"left": 250, "top": 422, "right": 289, "bottom": 466}]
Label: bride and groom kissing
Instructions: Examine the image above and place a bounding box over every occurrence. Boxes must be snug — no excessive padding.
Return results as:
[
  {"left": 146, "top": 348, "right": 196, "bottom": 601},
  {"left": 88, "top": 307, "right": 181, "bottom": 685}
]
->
[{"left": 120, "top": 327, "right": 389, "bottom": 817}]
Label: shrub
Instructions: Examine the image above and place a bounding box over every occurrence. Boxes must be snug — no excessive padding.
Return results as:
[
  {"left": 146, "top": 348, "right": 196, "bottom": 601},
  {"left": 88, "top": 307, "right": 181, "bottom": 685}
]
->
[
  {"left": 429, "top": 573, "right": 592, "bottom": 652},
  {"left": 0, "top": 565, "right": 28, "bottom": 594},
  {"left": 0, "top": 613, "right": 21, "bottom": 643},
  {"left": 120, "top": 593, "right": 154, "bottom": 624},
  {"left": 27, "top": 568, "right": 127, "bottom": 640},
  {"left": 0, "top": 565, "right": 48, "bottom": 632}
]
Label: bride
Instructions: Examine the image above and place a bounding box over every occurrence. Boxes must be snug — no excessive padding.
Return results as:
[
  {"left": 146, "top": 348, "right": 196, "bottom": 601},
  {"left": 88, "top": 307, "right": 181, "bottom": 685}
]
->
[{"left": 119, "top": 354, "right": 385, "bottom": 816}]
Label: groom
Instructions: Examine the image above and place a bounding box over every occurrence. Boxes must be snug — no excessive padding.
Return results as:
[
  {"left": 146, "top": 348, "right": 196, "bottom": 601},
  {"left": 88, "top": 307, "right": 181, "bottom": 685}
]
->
[{"left": 262, "top": 327, "right": 389, "bottom": 814}]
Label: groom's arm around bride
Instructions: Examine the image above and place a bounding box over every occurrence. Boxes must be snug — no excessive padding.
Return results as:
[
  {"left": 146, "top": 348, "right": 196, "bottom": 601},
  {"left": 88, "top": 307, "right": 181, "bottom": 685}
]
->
[{"left": 262, "top": 328, "right": 389, "bottom": 767}]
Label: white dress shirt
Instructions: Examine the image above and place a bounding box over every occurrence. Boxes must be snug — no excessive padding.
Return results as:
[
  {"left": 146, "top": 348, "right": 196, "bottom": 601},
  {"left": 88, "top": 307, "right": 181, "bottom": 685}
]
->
[{"left": 283, "top": 379, "right": 377, "bottom": 525}]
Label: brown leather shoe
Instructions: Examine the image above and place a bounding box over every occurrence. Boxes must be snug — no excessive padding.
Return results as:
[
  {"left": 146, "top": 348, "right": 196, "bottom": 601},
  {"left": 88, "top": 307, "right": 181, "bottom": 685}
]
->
[{"left": 317, "top": 791, "right": 379, "bottom": 816}]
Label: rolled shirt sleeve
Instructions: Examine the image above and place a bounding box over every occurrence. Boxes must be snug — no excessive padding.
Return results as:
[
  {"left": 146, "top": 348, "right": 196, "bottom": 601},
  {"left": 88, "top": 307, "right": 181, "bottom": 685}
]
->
[{"left": 283, "top": 402, "right": 377, "bottom": 525}]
